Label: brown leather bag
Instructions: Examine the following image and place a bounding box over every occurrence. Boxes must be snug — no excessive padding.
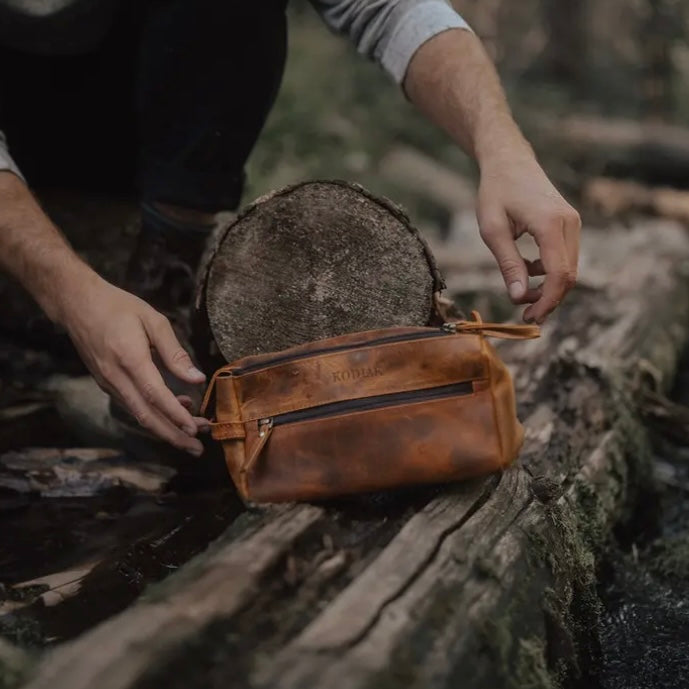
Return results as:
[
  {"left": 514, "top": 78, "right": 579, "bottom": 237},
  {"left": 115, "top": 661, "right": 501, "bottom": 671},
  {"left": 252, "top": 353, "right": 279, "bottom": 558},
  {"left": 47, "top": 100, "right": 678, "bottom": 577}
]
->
[{"left": 200, "top": 311, "right": 539, "bottom": 503}]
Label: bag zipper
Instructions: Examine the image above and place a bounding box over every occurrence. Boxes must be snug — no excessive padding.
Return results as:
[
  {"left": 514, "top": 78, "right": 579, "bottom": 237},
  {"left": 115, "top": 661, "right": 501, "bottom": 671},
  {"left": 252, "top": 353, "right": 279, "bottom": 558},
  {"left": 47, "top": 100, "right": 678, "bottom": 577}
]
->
[
  {"left": 257, "top": 381, "right": 473, "bottom": 430},
  {"left": 234, "top": 328, "right": 449, "bottom": 376},
  {"left": 200, "top": 314, "right": 539, "bottom": 419}
]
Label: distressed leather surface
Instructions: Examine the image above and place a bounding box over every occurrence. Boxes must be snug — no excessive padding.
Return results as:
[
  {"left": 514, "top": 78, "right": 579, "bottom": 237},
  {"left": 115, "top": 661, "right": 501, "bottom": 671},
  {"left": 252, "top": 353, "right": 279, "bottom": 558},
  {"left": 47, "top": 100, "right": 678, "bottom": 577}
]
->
[{"left": 202, "top": 313, "right": 538, "bottom": 503}]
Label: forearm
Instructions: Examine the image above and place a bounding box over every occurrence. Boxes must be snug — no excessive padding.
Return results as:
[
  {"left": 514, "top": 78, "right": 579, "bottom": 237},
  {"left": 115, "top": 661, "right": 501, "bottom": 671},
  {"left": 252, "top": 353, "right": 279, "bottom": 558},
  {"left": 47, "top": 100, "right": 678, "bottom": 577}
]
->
[
  {"left": 404, "top": 29, "right": 531, "bottom": 167},
  {"left": 0, "top": 171, "right": 99, "bottom": 323}
]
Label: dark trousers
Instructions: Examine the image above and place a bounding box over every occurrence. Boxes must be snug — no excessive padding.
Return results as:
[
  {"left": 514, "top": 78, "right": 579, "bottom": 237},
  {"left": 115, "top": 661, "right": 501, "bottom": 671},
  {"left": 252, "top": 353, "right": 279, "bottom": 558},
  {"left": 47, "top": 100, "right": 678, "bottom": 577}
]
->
[{"left": 0, "top": 0, "right": 288, "bottom": 212}]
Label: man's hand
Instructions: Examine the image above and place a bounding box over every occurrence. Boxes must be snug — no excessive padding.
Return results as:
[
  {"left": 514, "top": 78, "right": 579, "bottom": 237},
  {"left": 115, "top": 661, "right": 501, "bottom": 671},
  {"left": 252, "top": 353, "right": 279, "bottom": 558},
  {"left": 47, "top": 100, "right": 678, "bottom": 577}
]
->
[
  {"left": 60, "top": 275, "right": 207, "bottom": 455},
  {"left": 477, "top": 147, "right": 580, "bottom": 324},
  {"left": 0, "top": 171, "right": 206, "bottom": 455},
  {"left": 404, "top": 29, "right": 580, "bottom": 322}
]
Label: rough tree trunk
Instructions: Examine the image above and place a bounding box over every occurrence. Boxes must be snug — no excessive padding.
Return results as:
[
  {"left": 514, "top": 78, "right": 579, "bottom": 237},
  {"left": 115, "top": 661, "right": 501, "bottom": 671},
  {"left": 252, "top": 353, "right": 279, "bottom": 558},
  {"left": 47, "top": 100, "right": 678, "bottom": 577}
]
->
[
  {"left": 198, "top": 181, "right": 444, "bottom": 363},
  {"left": 8, "top": 218, "right": 689, "bottom": 689}
]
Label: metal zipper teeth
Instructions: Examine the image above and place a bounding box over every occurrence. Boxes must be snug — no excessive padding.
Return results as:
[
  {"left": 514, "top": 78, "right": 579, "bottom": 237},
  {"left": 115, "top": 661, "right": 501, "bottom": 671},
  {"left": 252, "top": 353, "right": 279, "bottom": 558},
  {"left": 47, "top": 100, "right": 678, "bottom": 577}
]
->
[
  {"left": 269, "top": 381, "right": 473, "bottom": 427},
  {"left": 233, "top": 328, "right": 449, "bottom": 376}
]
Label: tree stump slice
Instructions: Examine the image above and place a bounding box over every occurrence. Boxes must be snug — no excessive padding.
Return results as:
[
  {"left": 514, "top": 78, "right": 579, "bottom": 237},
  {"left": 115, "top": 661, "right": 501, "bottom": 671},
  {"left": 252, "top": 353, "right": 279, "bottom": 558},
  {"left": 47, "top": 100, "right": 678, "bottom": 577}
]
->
[{"left": 201, "top": 181, "right": 443, "bottom": 362}]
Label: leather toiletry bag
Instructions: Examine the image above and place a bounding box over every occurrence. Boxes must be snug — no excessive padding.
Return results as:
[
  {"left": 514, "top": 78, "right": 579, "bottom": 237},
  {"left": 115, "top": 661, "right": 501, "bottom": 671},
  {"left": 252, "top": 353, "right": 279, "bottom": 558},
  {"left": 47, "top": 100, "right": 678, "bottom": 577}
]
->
[{"left": 200, "top": 311, "right": 540, "bottom": 503}]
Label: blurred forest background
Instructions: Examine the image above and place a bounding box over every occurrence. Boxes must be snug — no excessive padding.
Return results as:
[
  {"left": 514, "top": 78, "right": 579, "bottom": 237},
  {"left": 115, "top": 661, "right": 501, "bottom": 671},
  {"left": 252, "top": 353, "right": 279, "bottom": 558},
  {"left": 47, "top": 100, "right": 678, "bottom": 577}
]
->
[{"left": 247, "top": 0, "right": 689, "bottom": 236}]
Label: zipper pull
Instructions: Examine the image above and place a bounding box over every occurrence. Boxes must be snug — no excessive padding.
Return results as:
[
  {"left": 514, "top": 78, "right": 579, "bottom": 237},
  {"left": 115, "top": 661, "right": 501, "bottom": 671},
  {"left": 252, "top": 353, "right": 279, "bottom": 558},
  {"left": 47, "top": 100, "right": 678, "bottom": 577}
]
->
[
  {"left": 443, "top": 310, "right": 540, "bottom": 340},
  {"left": 240, "top": 418, "right": 275, "bottom": 485},
  {"left": 258, "top": 418, "right": 274, "bottom": 437}
]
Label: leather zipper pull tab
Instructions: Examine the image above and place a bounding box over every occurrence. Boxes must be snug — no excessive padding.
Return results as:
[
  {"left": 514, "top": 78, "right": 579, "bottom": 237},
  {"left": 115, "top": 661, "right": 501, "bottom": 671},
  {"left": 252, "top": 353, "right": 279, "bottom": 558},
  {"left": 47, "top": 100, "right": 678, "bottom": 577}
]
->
[
  {"left": 241, "top": 418, "right": 274, "bottom": 478},
  {"left": 443, "top": 310, "right": 541, "bottom": 340}
]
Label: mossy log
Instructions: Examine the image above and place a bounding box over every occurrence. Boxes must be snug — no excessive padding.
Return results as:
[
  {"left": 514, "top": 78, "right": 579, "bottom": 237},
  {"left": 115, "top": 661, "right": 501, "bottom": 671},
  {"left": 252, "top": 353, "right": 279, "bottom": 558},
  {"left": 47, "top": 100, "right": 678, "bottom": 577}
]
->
[
  {"left": 198, "top": 181, "right": 444, "bottom": 363},
  {"left": 9, "top": 219, "right": 689, "bottom": 689}
]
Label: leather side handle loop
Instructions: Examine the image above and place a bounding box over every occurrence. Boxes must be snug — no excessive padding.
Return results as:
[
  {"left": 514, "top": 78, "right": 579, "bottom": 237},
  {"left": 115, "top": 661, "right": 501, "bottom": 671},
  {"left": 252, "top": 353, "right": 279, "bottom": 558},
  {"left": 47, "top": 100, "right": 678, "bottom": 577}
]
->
[
  {"left": 210, "top": 421, "right": 246, "bottom": 441},
  {"left": 200, "top": 366, "right": 235, "bottom": 418}
]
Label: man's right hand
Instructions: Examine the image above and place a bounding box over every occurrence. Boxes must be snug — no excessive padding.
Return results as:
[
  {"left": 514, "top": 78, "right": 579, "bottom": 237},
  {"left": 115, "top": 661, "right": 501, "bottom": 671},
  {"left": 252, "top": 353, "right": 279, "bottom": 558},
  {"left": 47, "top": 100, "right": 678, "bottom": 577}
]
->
[
  {"left": 59, "top": 273, "right": 208, "bottom": 456},
  {"left": 0, "top": 172, "right": 207, "bottom": 454}
]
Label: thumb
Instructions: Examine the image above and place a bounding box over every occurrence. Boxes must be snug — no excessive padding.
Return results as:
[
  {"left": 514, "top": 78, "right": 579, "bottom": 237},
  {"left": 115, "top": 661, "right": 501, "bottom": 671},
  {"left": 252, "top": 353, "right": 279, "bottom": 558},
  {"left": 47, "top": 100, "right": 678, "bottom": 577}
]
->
[
  {"left": 478, "top": 211, "right": 529, "bottom": 303},
  {"left": 144, "top": 312, "right": 206, "bottom": 384}
]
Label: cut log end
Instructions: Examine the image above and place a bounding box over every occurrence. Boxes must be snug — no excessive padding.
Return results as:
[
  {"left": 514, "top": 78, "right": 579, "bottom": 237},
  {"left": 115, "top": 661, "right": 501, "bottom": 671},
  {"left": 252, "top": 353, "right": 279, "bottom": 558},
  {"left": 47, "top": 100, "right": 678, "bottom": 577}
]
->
[{"left": 202, "top": 181, "right": 442, "bottom": 362}]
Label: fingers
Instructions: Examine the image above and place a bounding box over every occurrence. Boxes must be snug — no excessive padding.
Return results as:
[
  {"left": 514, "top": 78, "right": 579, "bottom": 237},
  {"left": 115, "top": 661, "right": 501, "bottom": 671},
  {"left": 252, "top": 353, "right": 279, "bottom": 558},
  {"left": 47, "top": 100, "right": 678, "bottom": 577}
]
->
[
  {"left": 107, "top": 369, "right": 204, "bottom": 456},
  {"left": 123, "top": 354, "right": 200, "bottom": 437},
  {"left": 524, "top": 208, "right": 580, "bottom": 323},
  {"left": 177, "top": 395, "right": 193, "bottom": 410},
  {"left": 194, "top": 416, "right": 211, "bottom": 433},
  {"left": 179, "top": 398, "right": 210, "bottom": 435},
  {"left": 563, "top": 209, "right": 581, "bottom": 280},
  {"left": 144, "top": 312, "right": 206, "bottom": 384},
  {"left": 479, "top": 211, "right": 529, "bottom": 304}
]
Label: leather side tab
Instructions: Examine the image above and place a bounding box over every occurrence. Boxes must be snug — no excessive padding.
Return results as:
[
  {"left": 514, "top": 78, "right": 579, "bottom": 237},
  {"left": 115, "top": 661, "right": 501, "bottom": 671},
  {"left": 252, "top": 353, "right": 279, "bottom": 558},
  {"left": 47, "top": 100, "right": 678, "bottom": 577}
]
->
[
  {"left": 210, "top": 421, "right": 246, "bottom": 441},
  {"left": 215, "top": 375, "right": 242, "bottom": 421}
]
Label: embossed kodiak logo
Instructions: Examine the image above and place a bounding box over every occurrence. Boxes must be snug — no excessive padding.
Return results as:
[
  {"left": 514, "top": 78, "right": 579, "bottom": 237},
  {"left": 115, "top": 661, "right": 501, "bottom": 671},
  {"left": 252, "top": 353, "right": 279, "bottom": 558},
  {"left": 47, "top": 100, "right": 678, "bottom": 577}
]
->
[{"left": 331, "top": 366, "right": 383, "bottom": 383}]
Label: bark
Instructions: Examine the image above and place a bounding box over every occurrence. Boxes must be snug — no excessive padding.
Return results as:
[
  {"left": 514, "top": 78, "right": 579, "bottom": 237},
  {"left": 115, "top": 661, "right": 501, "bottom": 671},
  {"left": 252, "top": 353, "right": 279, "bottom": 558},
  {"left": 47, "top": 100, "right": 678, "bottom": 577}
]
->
[
  {"left": 13, "top": 219, "right": 689, "bottom": 689},
  {"left": 199, "top": 181, "right": 443, "bottom": 363}
]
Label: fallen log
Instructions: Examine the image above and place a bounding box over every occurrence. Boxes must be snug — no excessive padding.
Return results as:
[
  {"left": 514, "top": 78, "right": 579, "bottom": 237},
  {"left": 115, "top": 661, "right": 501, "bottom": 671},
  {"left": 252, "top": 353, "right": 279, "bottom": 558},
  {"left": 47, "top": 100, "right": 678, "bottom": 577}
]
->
[
  {"left": 10, "top": 218, "right": 689, "bottom": 689},
  {"left": 584, "top": 176, "right": 689, "bottom": 224},
  {"left": 377, "top": 146, "right": 476, "bottom": 213},
  {"left": 533, "top": 114, "right": 689, "bottom": 188},
  {"left": 0, "top": 402, "right": 72, "bottom": 454}
]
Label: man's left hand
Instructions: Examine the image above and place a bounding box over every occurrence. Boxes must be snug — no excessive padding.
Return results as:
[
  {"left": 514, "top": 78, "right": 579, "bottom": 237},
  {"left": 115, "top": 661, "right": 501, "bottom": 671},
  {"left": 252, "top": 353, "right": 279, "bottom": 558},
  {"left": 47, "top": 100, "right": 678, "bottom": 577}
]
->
[{"left": 476, "top": 146, "right": 581, "bottom": 325}]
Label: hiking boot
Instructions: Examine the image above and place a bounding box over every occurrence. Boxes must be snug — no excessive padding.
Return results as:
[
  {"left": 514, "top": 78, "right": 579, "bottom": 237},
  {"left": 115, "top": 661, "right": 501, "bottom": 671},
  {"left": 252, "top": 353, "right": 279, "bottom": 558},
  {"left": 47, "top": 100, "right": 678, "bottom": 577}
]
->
[{"left": 125, "top": 202, "right": 214, "bottom": 326}]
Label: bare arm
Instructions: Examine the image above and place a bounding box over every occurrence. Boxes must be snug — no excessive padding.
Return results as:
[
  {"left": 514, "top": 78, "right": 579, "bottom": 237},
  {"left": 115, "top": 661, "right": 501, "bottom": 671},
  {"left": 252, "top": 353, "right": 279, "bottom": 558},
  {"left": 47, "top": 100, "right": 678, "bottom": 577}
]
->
[
  {"left": 405, "top": 29, "right": 580, "bottom": 324},
  {"left": 0, "top": 171, "right": 206, "bottom": 455}
]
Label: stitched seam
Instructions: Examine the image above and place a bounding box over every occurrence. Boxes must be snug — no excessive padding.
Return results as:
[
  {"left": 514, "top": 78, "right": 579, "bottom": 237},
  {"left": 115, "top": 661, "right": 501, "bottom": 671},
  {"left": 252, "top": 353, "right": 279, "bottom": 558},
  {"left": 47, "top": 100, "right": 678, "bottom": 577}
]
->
[{"left": 482, "top": 336, "right": 505, "bottom": 464}]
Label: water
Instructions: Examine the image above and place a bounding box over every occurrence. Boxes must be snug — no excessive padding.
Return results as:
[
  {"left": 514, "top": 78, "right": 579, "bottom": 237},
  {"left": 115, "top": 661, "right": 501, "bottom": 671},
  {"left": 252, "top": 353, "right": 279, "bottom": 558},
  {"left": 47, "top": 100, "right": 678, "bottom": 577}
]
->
[
  {"left": 597, "top": 360, "right": 689, "bottom": 688},
  {"left": 0, "top": 482, "right": 242, "bottom": 647}
]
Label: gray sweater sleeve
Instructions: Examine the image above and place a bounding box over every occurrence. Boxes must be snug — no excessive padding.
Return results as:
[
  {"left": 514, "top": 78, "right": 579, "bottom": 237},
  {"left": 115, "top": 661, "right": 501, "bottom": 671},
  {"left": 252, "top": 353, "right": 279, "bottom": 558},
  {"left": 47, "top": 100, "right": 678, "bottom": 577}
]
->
[
  {"left": 0, "top": 130, "right": 25, "bottom": 181},
  {"left": 310, "top": 0, "right": 471, "bottom": 83}
]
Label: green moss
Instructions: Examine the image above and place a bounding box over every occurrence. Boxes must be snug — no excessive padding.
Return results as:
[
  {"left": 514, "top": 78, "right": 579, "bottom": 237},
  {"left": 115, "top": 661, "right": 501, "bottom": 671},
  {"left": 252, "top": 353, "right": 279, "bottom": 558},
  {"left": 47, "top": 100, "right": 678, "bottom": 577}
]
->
[
  {"left": 481, "top": 612, "right": 516, "bottom": 671},
  {"left": 644, "top": 532, "right": 689, "bottom": 581},
  {"left": 568, "top": 481, "right": 608, "bottom": 559},
  {"left": 511, "top": 638, "right": 559, "bottom": 689},
  {"left": 0, "top": 640, "right": 33, "bottom": 689}
]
